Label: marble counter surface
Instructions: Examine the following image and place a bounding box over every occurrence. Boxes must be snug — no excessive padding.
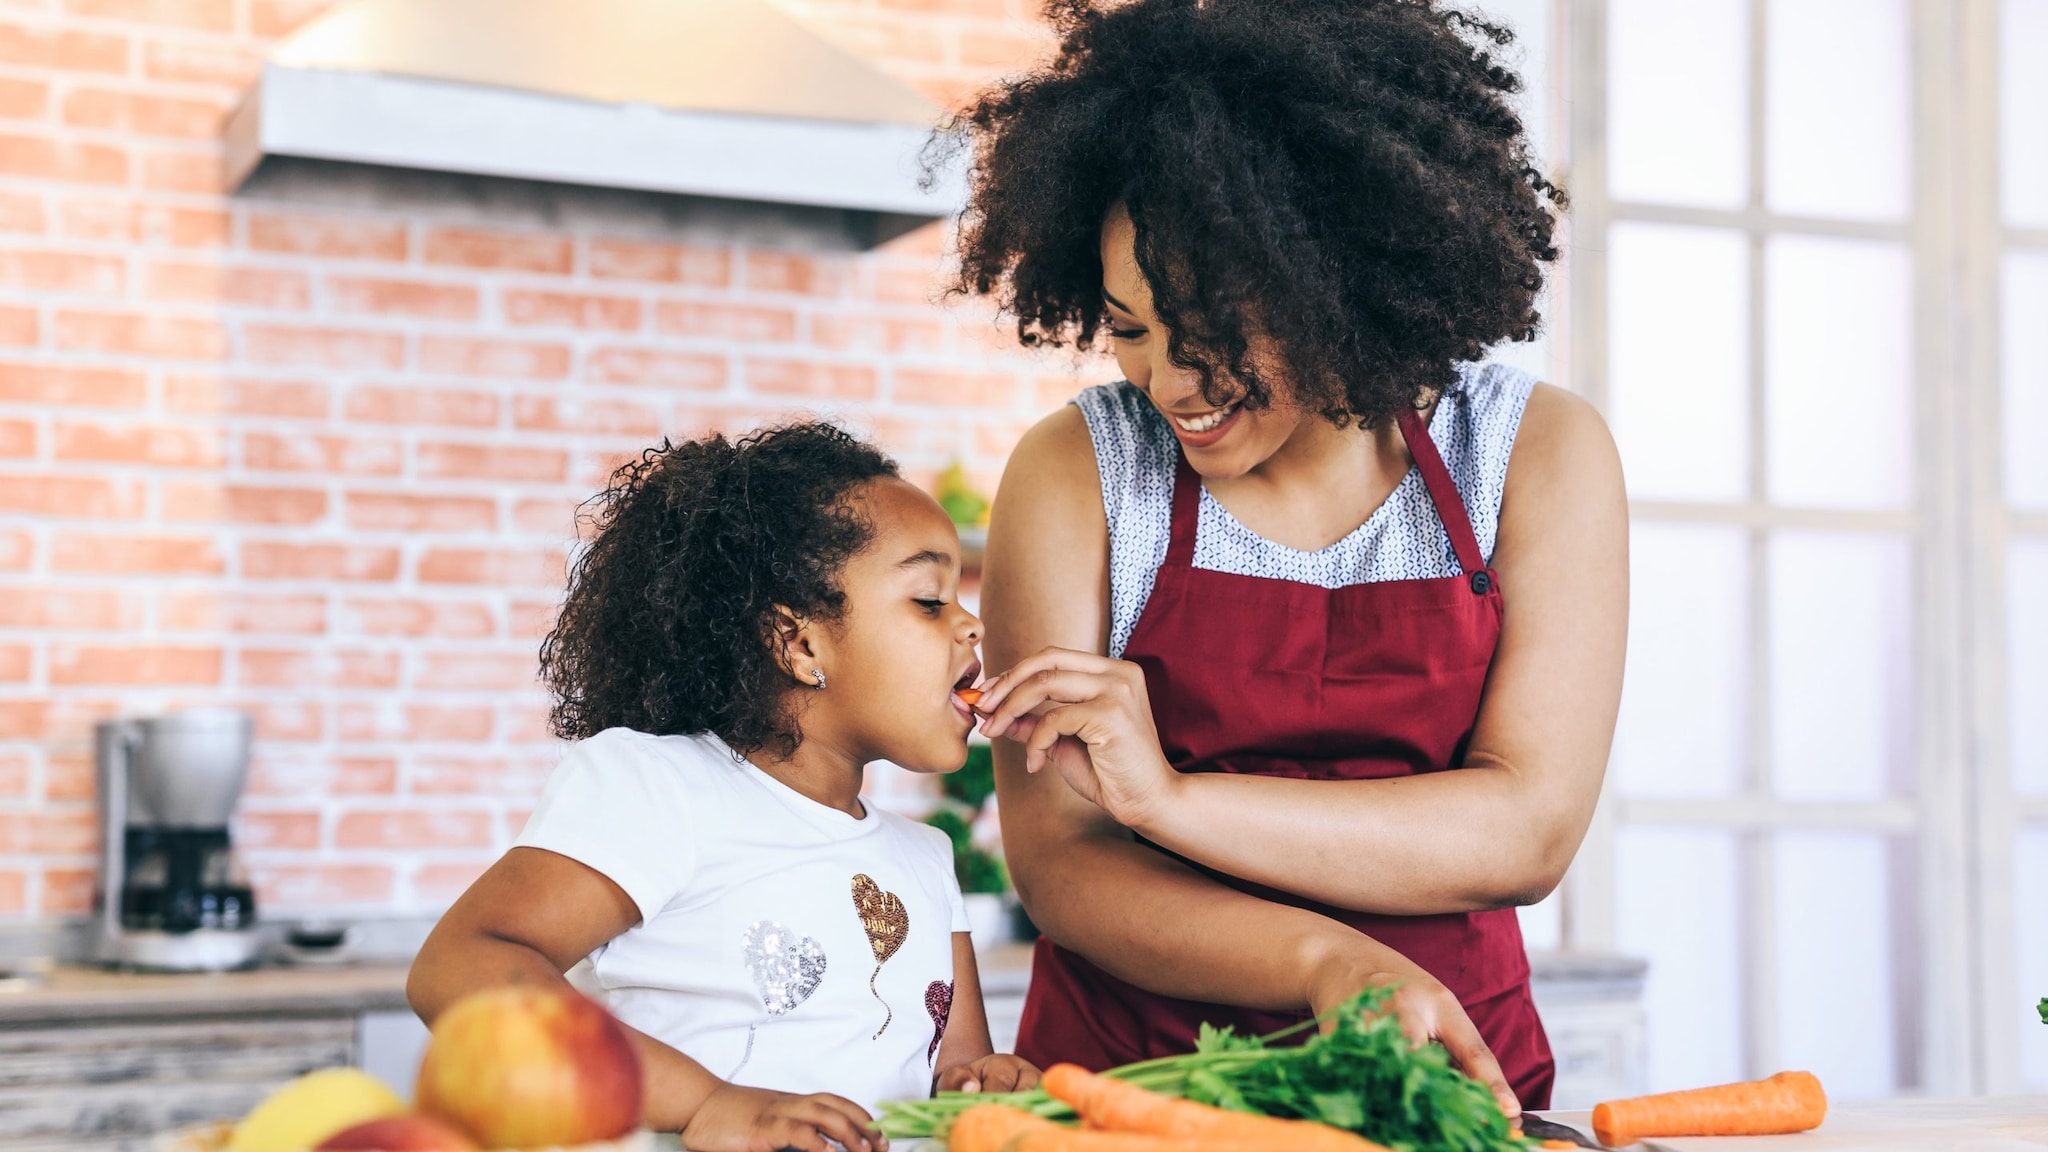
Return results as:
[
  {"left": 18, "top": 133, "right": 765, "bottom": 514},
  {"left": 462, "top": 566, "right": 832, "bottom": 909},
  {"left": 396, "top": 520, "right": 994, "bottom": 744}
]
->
[{"left": 0, "top": 963, "right": 410, "bottom": 1025}]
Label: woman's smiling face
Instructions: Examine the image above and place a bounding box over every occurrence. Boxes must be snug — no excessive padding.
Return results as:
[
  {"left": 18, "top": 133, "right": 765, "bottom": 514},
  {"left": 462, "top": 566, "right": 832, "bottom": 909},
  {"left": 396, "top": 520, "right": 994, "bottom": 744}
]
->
[{"left": 1099, "top": 204, "right": 1314, "bottom": 480}]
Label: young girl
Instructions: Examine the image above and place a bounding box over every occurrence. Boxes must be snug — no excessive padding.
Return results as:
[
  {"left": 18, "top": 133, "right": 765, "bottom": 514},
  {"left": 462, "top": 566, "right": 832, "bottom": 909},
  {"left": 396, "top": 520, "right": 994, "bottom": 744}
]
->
[{"left": 408, "top": 422, "right": 1038, "bottom": 1152}]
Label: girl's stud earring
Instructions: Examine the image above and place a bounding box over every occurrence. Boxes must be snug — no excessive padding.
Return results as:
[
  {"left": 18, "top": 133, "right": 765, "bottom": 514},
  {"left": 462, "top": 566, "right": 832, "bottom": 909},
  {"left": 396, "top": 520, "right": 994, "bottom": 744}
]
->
[{"left": 812, "top": 669, "right": 827, "bottom": 690}]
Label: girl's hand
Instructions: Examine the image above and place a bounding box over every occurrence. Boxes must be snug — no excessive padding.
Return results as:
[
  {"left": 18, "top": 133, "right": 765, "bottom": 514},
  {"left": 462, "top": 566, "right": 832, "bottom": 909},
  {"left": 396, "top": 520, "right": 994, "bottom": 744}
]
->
[
  {"left": 975, "top": 646, "right": 1179, "bottom": 829},
  {"left": 935, "top": 1053, "right": 1042, "bottom": 1095},
  {"left": 680, "top": 1083, "right": 887, "bottom": 1152},
  {"left": 1304, "top": 936, "right": 1520, "bottom": 1120}
]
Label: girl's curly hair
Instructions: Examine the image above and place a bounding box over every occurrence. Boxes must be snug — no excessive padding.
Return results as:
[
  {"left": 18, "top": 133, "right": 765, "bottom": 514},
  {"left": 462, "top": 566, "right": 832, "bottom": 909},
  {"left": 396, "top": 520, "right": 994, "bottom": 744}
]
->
[
  {"left": 940, "top": 0, "right": 1565, "bottom": 424},
  {"left": 539, "top": 422, "right": 899, "bottom": 756}
]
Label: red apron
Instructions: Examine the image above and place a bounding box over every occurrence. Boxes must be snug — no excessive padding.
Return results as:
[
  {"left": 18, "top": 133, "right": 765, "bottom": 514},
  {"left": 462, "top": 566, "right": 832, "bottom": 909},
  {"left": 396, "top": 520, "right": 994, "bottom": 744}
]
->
[{"left": 1014, "top": 405, "right": 1555, "bottom": 1108}]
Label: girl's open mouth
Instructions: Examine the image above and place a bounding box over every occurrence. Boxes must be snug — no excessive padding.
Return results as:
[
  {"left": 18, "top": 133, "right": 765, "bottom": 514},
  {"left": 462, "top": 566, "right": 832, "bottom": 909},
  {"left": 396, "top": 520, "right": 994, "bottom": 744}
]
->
[{"left": 950, "top": 664, "right": 983, "bottom": 720}]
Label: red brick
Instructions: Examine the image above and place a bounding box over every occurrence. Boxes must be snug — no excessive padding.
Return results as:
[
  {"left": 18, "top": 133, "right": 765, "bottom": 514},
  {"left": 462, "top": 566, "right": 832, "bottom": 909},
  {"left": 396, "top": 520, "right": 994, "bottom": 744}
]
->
[
  {"left": 0, "top": 361, "right": 144, "bottom": 406},
  {"left": 412, "top": 860, "right": 491, "bottom": 903},
  {"left": 894, "top": 368, "right": 1018, "bottom": 407},
  {"left": 345, "top": 492, "right": 496, "bottom": 533},
  {"left": 244, "top": 323, "right": 405, "bottom": 370},
  {"left": 142, "top": 150, "right": 228, "bottom": 194},
  {"left": 235, "top": 809, "right": 320, "bottom": 850},
  {"left": 0, "top": 871, "right": 22, "bottom": 915},
  {"left": 145, "top": 262, "right": 310, "bottom": 309},
  {"left": 875, "top": 266, "right": 938, "bottom": 305},
  {"left": 244, "top": 430, "right": 402, "bottom": 475},
  {"left": 961, "top": 27, "right": 1054, "bottom": 69},
  {"left": 54, "top": 421, "right": 224, "bottom": 467},
  {"left": 250, "top": 0, "right": 338, "bottom": 37},
  {"left": 511, "top": 497, "right": 578, "bottom": 536},
  {"left": 165, "top": 374, "right": 328, "bottom": 419},
  {"left": 49, "top": 644, "right": 222, "bottom": 685},
  {"left": 337, "top": 702, "right": 498, "bottom": 743},
  {"left": 1035, "top": 373, "right": 1089, "bottom": 408},
  {"left": 62, "top": 87, "right": 224, "bottom": 138},
  {"left": 343, "top": 385, "right": 498, "bottom": 428},
  {"left": 0, "top": 23, "right": 128, "bottom": 73},
  {"left": 0, "top": 475, "right": 145, "bottom": 518},
  {"left": 0, "top": 418, "right": 32, "bottom": 456},
  {"left": 500, "top": 700, "right": 555, "bottom": 743},
  {"left": 143, "top": 37, "right": 261, "bottom": 86},
  {"left": 237, "top": 699, "right": 324, "bottom": 742},
  {"left": 242, "top": 541, "right": 399, "bottom": 582},
  {"left": 417, "top": 547, "right": 565, "bottom": 587},
  {"left": 419, "top": 335, "right": 569, "bottom": 380},
  {"left": 160, "top": 482, "right": 327, "bottom": 525},
  {"left": 158, "top": 590, "right": 326, "bottom": 633},
  {"left": 328, "top": 276, "right": 479, "bottom": 321},
  {"left": 0, "top": 78, "right": 47, "bottom": 120},
  {"left": 58, "top": 196, "right": 131, "bottom": 241},
  {"left": 508, "top": 600, "right": 560, "bottom": 641},
  {"left": 746, "top": 358, "right": 878, "bottom": 399},
  {"left": 0, "top": 306, "right": 32, "bottom": 345},
  {"left": 0, "top": 133, "right": 126, "bottom": 183},
  {"left": 41, "top": 868, "right": 93, "bottom": 915},
  {"left": 0, "top": 644, "right": 31, "bottom": 682},
  {"left": 240, "top": 647, "right": 399, "bottom": 689},
  {"left": 656, "top": 300, "right": 798, "bottom": 342},
  {"left": 248, "top": 212, "right": 407, "bottom": 261},
  {"left": 0, "top": 752, "right": 30, "bottom": 799},
  {"left": 45, "top": 754, "right": 92, "bottom": 801},
  {"left": 744, "top": 250, "right": 847, "bottom": 297},
  {"left": 503, "top": 289, "right": 642, "bottom": 332},
  {"left": 587, "top": 238, "right": 726, "bottom": 285},
  {"left": 586, "top": 346, "right": 726, "bottom": 390},
  {"left": 251, "top": 864, "right": 395, "bottom": 909},
  {"left": 423, "top": 227, "right": 571, "bottom": 274},
  {"left": 0, "top": 809, "right": 95, "bottom": 854},
  {"left": 334, "top": 809, "right": 492, "bottom": 850},
  {"left": 0, "top": 701, "right": 49, "bottom": 740},
  {"left": 55, "top": 309, "right": 226, "bottom": 359},
  {"left": 127, "top": 202, "right": 230, "bottom": 248},
  {"left": 416, "top": 442, "right": 567, "bottom": 483},
  {"left": 340, "top": 598, "right": 495, "bottom": 640},
  {"left": 0, "top": 588, "right": 137, "bottom": 630},
  {"left": 0, "top": 191, "right": 43, "bottom": 233},
  {"left": 248, "top": 755, "right": 394, "bottom": 798},
  {"left": 415, "top": 651, "right": 539, "bottom": 691},
  {"left": 0, "top": 249, "right": 118, "bottom": 295},
  {"left": 53, "top": 532, "right": 222, "bottom": 574},
  {"left": 67, "top": 0, "right": 235, "bottom": 30},
  {"left": 0, "top": 530, "right": 31, "bottom": 571},
  {"left": 511, "top": 395, "right": 663, "bottom": 437},
  {"left": 411, "top": 754, "right": 551, "bottom": 796}
]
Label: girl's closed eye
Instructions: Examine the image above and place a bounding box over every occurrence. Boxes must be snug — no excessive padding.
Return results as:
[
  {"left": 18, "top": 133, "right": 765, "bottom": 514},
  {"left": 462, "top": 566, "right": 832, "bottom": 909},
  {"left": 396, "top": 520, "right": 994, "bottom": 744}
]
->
[{"left": 915, "top": 598, "right": 948, "bottom": 616}]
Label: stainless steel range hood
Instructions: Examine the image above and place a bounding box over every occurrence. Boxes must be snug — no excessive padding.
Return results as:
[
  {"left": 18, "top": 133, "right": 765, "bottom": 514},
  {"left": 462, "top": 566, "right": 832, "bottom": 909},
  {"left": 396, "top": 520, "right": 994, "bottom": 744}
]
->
[{"left": 225, "top": 0, "right": 961, "bottom": 221}]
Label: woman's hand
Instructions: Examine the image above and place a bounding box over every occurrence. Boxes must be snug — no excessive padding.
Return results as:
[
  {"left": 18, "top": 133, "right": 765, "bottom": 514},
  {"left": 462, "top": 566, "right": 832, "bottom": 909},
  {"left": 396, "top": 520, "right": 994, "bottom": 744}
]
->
[
  {"left": 1304, "top": 935, "right": 1521, "bottom": 1120},
  {"left": 679, "top": 1083, "right": 887, "bottom": 1152},
  {"left": 975, "top": 646, "right": 1180, "bottom": 829},
  {"left": 934, "top": 1053, "right": 1042, "bottom": 1095}
]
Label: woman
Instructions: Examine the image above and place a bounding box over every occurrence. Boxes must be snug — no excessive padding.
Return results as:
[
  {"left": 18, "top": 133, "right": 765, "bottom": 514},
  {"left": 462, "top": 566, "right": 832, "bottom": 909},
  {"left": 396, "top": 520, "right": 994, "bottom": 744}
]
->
[{"left": 954, "top": 0, "right": 1628, "bottom": 1115}]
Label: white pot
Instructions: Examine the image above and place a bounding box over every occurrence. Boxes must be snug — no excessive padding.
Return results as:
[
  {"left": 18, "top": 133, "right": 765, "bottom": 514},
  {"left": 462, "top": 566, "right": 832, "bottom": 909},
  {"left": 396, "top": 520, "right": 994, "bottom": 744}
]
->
[{"left": 963, "top": 893, "right": 1009, "bottom": 950}]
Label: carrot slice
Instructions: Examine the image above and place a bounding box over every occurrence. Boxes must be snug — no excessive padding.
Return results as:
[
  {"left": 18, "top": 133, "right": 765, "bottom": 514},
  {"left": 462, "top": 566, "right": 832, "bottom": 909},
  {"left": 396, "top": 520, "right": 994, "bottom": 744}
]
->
[
  {"left": 1040, "top": 1064, "right": 1384, "bottom": 1152},
  {"left": 955, "top": 688, "right": 985, "bottom": 706},
  {"left": 1591, "top": 1071, "right": 1827, "bottom": 1146},
  {"left": 950, "top": 1104, "right": 1057, "bottom": 1152}
]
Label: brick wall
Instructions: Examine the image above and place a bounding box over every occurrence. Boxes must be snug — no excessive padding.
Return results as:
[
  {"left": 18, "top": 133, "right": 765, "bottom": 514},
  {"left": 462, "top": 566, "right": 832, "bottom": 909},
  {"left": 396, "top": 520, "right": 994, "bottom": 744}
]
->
[{"left": 0, "top": 0, "right": 1081, "bottom": 920}]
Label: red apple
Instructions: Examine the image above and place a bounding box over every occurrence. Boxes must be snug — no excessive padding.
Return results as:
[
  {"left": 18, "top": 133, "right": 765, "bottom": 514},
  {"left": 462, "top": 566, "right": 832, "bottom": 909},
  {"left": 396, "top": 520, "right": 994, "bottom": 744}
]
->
[
  {"left": 315, "top": 1114, "right": 480, "bottom": 1150},
  {"left": 415, "top": 987, "right": 642, "bottom": 1149}
]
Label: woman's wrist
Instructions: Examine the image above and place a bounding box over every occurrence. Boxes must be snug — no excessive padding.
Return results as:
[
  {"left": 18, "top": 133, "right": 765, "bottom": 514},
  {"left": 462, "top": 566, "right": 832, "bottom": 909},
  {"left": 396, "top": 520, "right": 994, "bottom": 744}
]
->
[{"left": 1111, "top": 753, "right": 1189, "bottom": 835}]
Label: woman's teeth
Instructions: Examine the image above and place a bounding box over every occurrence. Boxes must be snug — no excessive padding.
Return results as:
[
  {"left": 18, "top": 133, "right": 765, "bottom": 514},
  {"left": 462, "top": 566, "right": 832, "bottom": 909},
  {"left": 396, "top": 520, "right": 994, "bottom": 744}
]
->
[{"left": 1173, "top": 402, "right": 1238, "bottom": 433}]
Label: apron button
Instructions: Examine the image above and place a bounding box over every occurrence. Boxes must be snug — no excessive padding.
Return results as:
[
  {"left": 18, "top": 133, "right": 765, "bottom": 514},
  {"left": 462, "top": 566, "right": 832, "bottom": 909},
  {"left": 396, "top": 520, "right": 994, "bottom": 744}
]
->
[{"left": 1469, "top": 571, "right": 1491, "bottom": 594}]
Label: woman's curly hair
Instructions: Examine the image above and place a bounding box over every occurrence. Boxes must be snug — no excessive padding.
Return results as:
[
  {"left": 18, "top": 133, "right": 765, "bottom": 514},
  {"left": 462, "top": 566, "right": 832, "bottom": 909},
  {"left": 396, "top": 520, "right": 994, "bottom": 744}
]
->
[
  {"left": 941, "top": 0, "right": 1565, "bottom": 424},
  {"left": 539, "top": 422, "right": 899, "bottom": 756}
]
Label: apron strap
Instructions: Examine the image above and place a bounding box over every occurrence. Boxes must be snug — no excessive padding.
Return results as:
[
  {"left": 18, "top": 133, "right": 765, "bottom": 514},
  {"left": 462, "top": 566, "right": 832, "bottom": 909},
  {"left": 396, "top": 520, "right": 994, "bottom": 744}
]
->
[
  {"left": 1396, "top": 405, "right": 1488, "bottom": 578},
  {"left": 1165, "top": 451, "right": 1201, "bottom": 569}
]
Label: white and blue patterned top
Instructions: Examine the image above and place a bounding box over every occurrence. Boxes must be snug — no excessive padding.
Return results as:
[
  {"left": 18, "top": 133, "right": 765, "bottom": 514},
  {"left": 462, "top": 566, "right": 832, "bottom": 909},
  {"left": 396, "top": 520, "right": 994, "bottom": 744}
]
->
[{"left": 1074, "top": 362, "right": 1537, "bottom": 659}]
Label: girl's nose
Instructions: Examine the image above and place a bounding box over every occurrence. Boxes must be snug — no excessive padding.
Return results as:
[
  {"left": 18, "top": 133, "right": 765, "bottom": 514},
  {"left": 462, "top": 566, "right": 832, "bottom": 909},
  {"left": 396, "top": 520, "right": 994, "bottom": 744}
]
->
[{"left": 960, "top": 608, "right": 983, "bottom": 644}]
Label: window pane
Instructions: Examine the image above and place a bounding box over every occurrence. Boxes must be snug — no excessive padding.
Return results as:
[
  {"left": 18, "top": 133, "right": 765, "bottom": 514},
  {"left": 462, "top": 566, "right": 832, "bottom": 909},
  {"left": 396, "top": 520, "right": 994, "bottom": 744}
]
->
[
  {"left": 1765, "top": 0, "right": 1911, "bottom": 221},
  {"left": 2005, "top": 252, "right": 2048, "bottom": 511},
  {"left": 2019, "top": 826, "right": 2048, "bottom": 1090},
  {"left": 1617, "top": 827, "right": 1744, "bottom": 1092},
  {"left": 1516, "top": 888, "right": 1563, "bottom": 952},
  {"left": 2005, "top": 0, "right": 2048, "bottom": 228},
  {"left": 1609, "top": 0, "right": 1747, "bottom": 208},
  {"left": 1610, "top": 223, "right": 1749, "bottom": 502},
  {"left": 1769, "top": 531, "right": 1913, "bottom": 801},
  {"left": 1614, "top": 523, "right": 1748, "bottom": 799},
  {"left": 1775, "top": 831, "right": 1900, "bottom": 1098},
  {"left": 2012, "top": 539, "right": 2048, "bottom": 798},
  {"left": 1765, "top": 236, "right": 1913, "bottom": 509}
]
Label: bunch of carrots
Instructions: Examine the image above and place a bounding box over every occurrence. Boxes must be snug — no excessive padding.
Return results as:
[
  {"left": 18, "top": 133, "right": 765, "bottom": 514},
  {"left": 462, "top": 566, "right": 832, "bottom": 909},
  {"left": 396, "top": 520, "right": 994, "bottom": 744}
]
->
[{"left": 951, "top": 1064, "right": 1396, "bottom": 1152}]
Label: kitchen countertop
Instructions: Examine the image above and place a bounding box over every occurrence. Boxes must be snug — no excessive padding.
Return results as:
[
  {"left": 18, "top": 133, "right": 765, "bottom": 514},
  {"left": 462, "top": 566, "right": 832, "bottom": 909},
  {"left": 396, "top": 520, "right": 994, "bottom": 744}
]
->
[
  {"left": 1538, "top": 1096, "right": 2048, "bottom": 1150},
  {"left": 0, "top": 962, "right": 411, "bottom": 1024}
]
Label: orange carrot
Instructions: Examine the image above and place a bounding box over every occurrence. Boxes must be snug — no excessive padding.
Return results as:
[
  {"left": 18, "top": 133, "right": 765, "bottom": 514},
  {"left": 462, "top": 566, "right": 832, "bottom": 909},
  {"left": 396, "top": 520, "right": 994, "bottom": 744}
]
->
[
  {"left": 949, "top": 1104, "right": 1058, "bottom": 1152},
  {"left": 1040, "top": 1064, "right": 1384, "bottom": 1152},
  {"left": 1591, "top": 1071, "right": 1827, "bottom": 1146},
  {"left": 1537, "top": 1141, "right": 1576, "bottom": 1150},
  {"left": 956, "top": 688, "right": 985, "bottom": 706},
  {"left": 1007, "top": 1132, "right": 1339, "bottom": 1152}
]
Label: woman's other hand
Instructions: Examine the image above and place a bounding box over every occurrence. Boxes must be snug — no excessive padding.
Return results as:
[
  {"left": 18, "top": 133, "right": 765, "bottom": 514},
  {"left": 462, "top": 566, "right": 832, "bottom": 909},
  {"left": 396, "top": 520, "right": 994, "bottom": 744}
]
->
[
  {"left": 680, "top": 1083, "right": 887, "bottom": 1152},
  {"left": 1304, "top": 934, "right": 1521, "bottom": 1120},
  {"left": 975, "top": 646, "right": 1179, "bottom": 829}
]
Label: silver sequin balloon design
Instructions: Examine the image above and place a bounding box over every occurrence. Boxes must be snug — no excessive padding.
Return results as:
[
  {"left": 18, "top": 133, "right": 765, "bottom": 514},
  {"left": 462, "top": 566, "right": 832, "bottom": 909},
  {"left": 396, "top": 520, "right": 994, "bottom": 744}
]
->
[{"left": 743, "top": 920, "right": 827, "bottom": 1016}]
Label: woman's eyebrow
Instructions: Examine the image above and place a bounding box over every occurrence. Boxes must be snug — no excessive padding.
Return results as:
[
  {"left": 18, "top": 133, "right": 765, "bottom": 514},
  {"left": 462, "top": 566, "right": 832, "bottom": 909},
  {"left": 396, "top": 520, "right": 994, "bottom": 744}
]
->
[{"left": 1102, "top": 287, "right": 1135, "bottom": 313}]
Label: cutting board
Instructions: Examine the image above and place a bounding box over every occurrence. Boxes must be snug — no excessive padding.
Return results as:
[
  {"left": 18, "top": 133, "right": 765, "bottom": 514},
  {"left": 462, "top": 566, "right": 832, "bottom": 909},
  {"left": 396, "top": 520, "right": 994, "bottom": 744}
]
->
[{"left": 1539, "top": 1095, "right": 2048, "bottom": 1151}]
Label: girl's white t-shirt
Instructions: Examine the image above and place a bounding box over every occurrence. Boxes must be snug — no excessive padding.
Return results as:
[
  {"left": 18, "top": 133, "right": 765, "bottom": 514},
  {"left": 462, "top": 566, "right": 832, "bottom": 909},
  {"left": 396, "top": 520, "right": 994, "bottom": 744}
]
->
[{"left": 514, "top": 727, "right": 969, "bottom": 1114}]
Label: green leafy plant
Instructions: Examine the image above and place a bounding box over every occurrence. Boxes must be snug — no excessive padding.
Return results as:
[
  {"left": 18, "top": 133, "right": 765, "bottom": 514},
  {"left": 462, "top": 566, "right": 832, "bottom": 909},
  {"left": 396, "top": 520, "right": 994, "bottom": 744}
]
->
[
  {"left": 925, "top": 744, "right": 1010, "bottom": 896},
  {"left": 880, "top": 986, "right": 1530, "bottom": 1152},
  {"left": 2038, "top": 996, "right": 2046, "bottom": 1025},
  {"left": 945, "top": 743, "right": 996, "bottom": 810}
]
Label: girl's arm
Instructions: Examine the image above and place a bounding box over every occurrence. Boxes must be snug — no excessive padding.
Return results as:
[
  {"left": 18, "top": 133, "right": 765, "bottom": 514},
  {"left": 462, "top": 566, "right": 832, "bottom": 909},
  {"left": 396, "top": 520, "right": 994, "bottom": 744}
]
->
[
  {"left": 930, "top": 933, "right": 1038, "bottom": 1094},
  {"left": 984, "top": 385, "right": 1627, "bottom": 916},
  {"left": 408, "top": 846, "right": 886, "bottom": 1152}
]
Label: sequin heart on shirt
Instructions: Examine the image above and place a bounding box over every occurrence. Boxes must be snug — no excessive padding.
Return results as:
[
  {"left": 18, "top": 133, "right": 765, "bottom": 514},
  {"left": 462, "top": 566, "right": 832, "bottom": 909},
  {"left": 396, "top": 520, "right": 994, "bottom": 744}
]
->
[
  {"left": 851, "top": 874, "right": 907, "bottom": 1038},
  {"left": 731, "top": 920, "right": 827, "bottom": 1080},
  {"left": 926, "top": 980, "right": 953, "bottom": 1065}
]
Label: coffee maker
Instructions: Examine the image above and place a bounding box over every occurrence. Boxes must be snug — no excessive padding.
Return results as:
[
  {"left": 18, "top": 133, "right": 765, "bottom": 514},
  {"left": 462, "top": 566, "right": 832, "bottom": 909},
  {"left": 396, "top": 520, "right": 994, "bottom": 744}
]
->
[{"left": 93, "top": 708, "right": 265, "bottom": 971}]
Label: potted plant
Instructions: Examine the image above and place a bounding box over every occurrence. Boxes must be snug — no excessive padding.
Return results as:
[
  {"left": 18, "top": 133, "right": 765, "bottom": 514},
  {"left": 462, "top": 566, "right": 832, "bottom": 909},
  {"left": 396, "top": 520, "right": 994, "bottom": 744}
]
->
[{"left": 924, "top": 743, "right": 1012, "bottom": 949}]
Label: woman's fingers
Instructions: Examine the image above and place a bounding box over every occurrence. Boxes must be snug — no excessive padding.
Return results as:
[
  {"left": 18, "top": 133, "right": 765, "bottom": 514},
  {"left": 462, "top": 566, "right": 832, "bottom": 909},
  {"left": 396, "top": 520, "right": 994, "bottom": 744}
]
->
[
  {"left": 976, "top": 646, "right": 1127, "bottom": 716},
  {"left": 1436, "top": 1012, "right": 1519, "bottom": 1120},
  {"left": 981, "top": 667, "right": 1126, "bottom": 739}
]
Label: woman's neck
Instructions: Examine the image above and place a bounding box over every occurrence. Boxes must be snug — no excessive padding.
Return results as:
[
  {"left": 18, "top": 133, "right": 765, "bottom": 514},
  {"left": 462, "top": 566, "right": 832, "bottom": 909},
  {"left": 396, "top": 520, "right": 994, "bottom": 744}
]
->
[{"left": 1203, "top": 402, "right": 1425, "bottom": 553}]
